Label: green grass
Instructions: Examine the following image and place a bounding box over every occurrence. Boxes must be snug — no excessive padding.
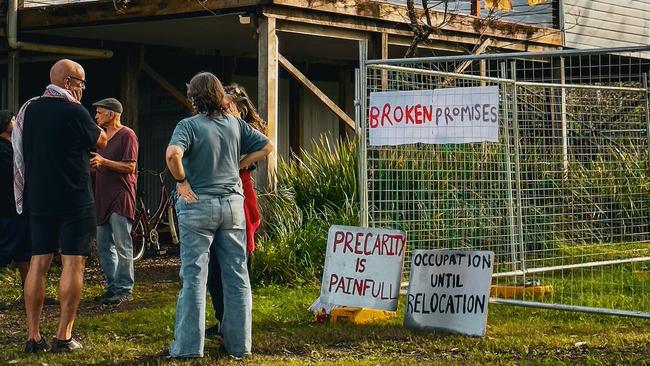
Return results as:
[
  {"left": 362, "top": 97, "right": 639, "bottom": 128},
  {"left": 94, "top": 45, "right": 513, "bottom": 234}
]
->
[{"left": 0, "top": 261, "right": 648, "bottom": 366}]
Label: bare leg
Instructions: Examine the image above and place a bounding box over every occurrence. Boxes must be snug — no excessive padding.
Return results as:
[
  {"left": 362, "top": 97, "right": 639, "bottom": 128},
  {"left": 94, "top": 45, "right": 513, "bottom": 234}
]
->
[
  {"left": 56, "top": 255, "right": 85, "bottom": 340},
  {"left": 17, "top": 260, "right": 30, "bottom": 285},
  {"left": 24, "top": 254, "right": 53, "bottom": 341}
]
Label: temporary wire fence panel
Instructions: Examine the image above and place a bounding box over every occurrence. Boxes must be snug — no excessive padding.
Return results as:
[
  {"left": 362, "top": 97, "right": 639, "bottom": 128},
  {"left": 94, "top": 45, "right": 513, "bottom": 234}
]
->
[{"left": 361, "top": 47, "right": 650, "bottom": 317}]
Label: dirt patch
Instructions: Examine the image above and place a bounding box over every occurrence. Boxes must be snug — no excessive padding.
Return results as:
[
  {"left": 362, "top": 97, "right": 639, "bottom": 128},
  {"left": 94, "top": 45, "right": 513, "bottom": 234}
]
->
[
  {"left": 0, "top": 254, "right": 180, "bottom": 346},
  {"left": 134, "top": 255, "right": 180, "bottom": 284}
]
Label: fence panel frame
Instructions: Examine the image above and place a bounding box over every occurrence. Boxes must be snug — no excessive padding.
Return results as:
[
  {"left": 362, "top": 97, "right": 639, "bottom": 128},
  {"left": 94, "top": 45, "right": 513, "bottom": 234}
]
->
[{"left": 359, "top": 46, "right": 650, "bottom": 318}]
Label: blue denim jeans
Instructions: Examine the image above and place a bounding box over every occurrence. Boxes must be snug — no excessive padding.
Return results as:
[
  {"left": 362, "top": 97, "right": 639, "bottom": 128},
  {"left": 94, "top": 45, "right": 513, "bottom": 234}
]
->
[
  {"left": 169, "top": 193, "right": 251, "bottom": 358},
  {"left": 207, "top": 247, "right": 251, "bottom": 329},
  {"left": 97, "top": 213, "right": 134, "bottom": 295}
]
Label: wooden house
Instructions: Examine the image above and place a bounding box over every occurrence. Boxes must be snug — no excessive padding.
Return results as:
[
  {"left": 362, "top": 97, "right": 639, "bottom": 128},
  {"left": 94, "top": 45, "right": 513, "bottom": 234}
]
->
[{"left": 1, "top": 0, "right": 568, "bottom": 192}]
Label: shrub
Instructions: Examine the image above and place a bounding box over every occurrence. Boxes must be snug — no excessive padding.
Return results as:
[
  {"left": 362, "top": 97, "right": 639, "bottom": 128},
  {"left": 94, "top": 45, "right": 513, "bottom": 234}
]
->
[
  {"left": 251, "top": 136, "right": 359, "bottom": 286},
  {"left": 278, "top": 135, "right": 358, "bottom": 213}
]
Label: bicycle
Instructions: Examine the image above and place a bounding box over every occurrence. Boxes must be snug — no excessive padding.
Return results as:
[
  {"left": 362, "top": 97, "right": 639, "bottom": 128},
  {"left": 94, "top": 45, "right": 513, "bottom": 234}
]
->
[{"left": 131, "top": 169, "right": 179, "bottom": 261}]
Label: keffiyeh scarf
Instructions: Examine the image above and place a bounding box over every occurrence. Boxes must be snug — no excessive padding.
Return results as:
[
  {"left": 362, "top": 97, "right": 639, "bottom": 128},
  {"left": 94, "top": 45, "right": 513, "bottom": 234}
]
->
[{"left": 12, "top": 84, "right": 80, "bottom": 214}]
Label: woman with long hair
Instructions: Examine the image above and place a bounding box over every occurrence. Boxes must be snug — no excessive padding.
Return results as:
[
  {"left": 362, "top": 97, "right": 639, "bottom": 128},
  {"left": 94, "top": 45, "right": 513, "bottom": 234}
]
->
[
  {"left": 206, "top": 83, "right": 266, "bottom": 339},
  {"left": 166, "top": 73, "right": 273, "bottom": 359}
]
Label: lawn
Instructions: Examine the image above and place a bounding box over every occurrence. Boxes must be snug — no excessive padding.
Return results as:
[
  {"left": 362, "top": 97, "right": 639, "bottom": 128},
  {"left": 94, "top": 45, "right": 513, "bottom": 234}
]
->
[{"left": 0, "top": 255, "right": 648, "bottom": 366}]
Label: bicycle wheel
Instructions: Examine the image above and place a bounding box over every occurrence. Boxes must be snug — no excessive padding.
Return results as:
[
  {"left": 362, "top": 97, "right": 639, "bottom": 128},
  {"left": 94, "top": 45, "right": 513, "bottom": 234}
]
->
[{"left": 131, "top": 218, "right": 146, "bottom": 261}]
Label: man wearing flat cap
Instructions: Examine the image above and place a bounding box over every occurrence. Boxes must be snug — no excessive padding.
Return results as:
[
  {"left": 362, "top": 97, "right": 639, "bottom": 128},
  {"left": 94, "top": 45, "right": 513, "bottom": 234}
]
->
[{"left": 91, "top": 98, "right": 139, "bottom": 305}]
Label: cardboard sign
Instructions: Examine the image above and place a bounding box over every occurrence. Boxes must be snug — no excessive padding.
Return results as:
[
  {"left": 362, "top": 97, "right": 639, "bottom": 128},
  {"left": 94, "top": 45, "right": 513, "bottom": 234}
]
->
[
  {"left": 368, "top": 86, "right": 499, "bottom": 146},
  {"left": 320, "top": 225, "right": 407, "bottom": 311},
  {"left": 404, "top": 249, "right": 494, "bottom": 336}
]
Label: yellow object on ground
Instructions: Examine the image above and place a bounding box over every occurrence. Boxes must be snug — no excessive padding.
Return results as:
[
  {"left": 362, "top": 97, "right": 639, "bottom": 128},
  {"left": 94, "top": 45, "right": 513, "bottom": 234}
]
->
[
  {"left": 330, "top": 307, "right": 397, "bottom": 324},
  {"left": 490, "top": 285, "right": 554, "bottom": 298},
  {"left": 632, "top": 269, "right": 649, "bottom": 278}
]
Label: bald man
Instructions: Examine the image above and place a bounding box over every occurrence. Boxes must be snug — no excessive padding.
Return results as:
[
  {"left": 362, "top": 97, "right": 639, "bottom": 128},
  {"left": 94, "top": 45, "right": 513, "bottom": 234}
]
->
[{"left": 15, "top": 59, "right": 107, "bottom": 353}]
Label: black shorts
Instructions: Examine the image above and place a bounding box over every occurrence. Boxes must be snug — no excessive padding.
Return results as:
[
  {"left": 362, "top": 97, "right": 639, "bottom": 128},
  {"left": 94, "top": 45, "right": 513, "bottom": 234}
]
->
[
  {"left": 0, "top": 216, "right": 32, "bottom": 266},
  {"left": 30, "top": 206, "right": 96, "bottom": 256}
]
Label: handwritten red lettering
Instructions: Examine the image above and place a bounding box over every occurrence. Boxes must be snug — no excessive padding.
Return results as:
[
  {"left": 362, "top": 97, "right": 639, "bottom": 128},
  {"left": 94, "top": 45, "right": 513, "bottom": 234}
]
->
[
  {"left": 405, "top": 105, "right": 415, "bottom": 124},
  {"left": 332, "top": 231, "right": 345, "bottom": 253},
  {"left": 423, "top": 105, "right": 433, "bottom": 123},
  {"left": 332, "top": 230, "right": 406, "bottom": 256},
  {"left": 381, "top": 104, "right": 392, "bottom": 126},
  {"left": 328, "top": 273, "right": 338, "bottom": 292},
  {"left": 393, "top": 106, "right": 404, "bottom": 123},
  {"left": 343, "top": 232, "right": 354, "bottom": 253},
  {"left": 369, "top": 106, "right": 379, "bottom": 128},
  {"left": 355, "top": 258, "right": 366, "bottom": 273},
  {"left": 327, "top": 275, "right": 398, "bottom": 300},
  {"left": 414, "top": 104, "right": 423, "bottom": 125},
  {"left": 354, "top": 232, "right": 366, "bottom": 254}
]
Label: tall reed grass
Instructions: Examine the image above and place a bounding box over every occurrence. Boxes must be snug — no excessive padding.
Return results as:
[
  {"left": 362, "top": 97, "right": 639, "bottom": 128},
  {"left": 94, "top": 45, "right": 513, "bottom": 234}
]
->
[{"left": 251, "top": 136, "right": 359, "bottom": 286}]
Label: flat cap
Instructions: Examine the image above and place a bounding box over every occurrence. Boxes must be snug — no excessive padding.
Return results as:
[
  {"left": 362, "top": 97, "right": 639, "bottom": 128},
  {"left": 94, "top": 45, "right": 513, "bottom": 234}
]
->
[{"left": 92, "top": 98, "right": 123, "bottom": 114}]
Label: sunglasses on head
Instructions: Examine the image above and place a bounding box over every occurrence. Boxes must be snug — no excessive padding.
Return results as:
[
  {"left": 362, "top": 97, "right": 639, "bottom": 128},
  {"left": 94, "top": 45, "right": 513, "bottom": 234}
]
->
[{"left": 226, "top": 87, "right": 246, "bottom": 98}]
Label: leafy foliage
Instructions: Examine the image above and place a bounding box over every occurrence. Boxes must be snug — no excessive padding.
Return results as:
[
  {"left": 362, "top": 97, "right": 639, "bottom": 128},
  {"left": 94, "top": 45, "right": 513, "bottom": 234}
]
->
[
  {"left": 277, "top": 135, "right": 358, "bottom": 213},
  {"left": 251, "top": 136, "right": 359, "bottom": 286}
]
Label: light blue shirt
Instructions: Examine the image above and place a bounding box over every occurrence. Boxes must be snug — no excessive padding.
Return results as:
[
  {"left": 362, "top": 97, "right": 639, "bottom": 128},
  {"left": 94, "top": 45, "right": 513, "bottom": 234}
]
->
[{"left": 169, "top": 113, "right": 268, "bottom": 196}]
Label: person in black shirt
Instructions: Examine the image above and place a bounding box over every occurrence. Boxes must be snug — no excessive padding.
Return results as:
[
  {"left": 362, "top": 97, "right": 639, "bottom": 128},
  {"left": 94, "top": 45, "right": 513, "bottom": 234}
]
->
[
  {"left": 18, "top": 59, "right": 107, "bottom": 354},
  {"left": 0, "top": 110, "right": 31, "bottom": 284}
]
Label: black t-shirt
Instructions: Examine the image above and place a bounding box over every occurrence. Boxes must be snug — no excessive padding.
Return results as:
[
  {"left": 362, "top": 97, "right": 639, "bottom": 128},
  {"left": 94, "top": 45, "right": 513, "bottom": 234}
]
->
[
  {"left": 0, "top": 138, "right": 18, "bottom": 217},
  {"left": 23, "top": 97, "right": 101, "bottom": 216}
]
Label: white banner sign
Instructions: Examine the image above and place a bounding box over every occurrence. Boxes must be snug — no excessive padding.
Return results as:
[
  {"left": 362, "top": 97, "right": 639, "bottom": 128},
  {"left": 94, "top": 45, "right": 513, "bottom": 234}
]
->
[
  {"left": 404, "top": 249, "right": 494, "bottom": 336},
  {"left": 320, "top": 225, "right": 406, "bottom": 311},
  {"left": 368, "top": 86, "right": 499, "bottom": 146}
]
